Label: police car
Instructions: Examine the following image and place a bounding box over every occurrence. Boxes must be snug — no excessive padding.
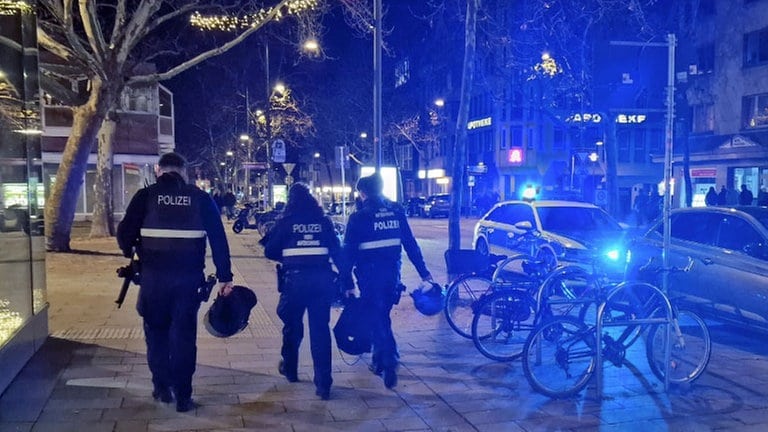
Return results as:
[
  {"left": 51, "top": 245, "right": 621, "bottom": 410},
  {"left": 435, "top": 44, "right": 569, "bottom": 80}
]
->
[{"left": 472, "top": 200, "right": 629, "bottom": 270}]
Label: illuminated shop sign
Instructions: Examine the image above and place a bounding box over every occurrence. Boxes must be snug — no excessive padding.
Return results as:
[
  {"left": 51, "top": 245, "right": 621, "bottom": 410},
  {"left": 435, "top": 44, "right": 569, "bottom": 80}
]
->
[
  {"left": 507, "top": 147, "right": 524, "bottom": 165},
  {"left": 466, "top": 117, "right": 492, "bottom": 130},
  {"left": 566, "top": 113, "right": 602, "bottom": 123},
  {"left": 616, "top": 114, "right": 647, "bottom": 124},
  {"left": 566, "top": 113, "right": 648, "bottom": 124},
  {"left": 418, "top": 169, "right": 446, "bottom": 179},
  {"left": 690, "top": 168, "right": 717, "bottom": 178}
]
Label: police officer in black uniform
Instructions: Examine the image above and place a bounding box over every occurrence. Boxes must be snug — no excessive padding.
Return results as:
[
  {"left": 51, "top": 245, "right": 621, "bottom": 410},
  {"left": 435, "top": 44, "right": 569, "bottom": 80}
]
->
[
  {"left": 262, "top": 183, "right": 349, "bottom": 400},
  {"left": 117, "top": 152, "right": 234, "bottom": 412},
  {"left": 342, "top": 173, "right": 433, "bottom": 389}
]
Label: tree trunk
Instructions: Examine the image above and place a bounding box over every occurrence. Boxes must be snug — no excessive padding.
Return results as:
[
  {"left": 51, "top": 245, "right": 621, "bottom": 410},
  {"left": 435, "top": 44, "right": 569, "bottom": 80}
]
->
[
  {"left": 605, "top": 117, "right": 619, "bottom": 217},
  {"left": 90, "top": 115, "right": 117, "bottom": 238},
  {"left": 448, "top": 0, "right": 479, "bottom": 252},
  {"left": 45, "top": 78, "right": 110, "bottom": 252}
]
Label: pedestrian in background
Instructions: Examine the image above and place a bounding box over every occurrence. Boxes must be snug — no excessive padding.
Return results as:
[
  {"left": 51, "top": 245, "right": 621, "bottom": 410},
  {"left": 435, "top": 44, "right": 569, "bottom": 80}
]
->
[
  {"left": 705, "top": 186, "right": 718, "bottom": 206},
  {"left": 739, "top": 184, "right": 754, "bottom": 205},
  {"left": 341, "top": 173, "right": 433, "bottom": 389},
  {"left": 117, "top": 152, "right": 234, "bottom": 413},
  {"left": 261, "top": 183, "right": 350, "bottom": 400},
  {"left": 717, "top": 186, "right": 727, "bottom": 205},
  {"left": 758, "top": 187, "right": 768, "bottom": 206},
  {"left": 633, "top": 187, "right": 648, "bottom": 227},
  {"left": 222, "top": 189, "right": 236, "bottom": 220}
]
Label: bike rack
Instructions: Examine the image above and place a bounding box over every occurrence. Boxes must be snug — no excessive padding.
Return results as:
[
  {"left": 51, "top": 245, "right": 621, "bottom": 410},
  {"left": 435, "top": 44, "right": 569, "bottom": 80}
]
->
[{"left": 595, "top": 282, "right": 672, "bottom": 398}]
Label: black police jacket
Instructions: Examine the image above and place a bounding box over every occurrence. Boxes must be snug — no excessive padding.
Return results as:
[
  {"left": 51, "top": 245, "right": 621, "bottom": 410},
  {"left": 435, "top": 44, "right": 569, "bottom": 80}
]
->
[
  {"left": 263, "top": 211, "right": 345, "bottom": 274},
  {"left": 117, "top": 172, "right": 233, "bottom": 282},
  {"left": 343, "top": 196, "right": 430, "bottom": 284}
]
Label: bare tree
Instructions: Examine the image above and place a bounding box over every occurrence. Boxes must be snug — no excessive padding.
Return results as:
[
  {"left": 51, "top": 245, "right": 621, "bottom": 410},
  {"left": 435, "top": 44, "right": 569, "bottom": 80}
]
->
[{"left": 37, "top": 0, "right": 319, "bottom": 251}]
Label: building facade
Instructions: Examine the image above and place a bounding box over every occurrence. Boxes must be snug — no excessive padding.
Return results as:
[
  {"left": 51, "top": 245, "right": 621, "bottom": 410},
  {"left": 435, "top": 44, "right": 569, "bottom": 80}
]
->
[
  {"left": 41, "top": 80, "right": 175, "bottom": 219},
  {"left": 673, "top": 0, "right": 768, "bottom": 207},
  {"left": 0, "top": 2, "right": 48, "bottom": 395}
]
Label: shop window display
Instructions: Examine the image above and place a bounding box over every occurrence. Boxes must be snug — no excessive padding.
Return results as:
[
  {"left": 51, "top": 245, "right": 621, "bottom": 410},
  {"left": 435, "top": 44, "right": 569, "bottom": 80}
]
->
[{"left": 0, "top": 3, "right": 46, "bottom": 348}]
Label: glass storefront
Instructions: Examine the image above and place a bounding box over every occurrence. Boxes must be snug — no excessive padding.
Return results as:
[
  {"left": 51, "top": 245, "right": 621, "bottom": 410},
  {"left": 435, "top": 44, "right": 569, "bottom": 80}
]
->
[{"left": 0, "top": 1, "right": 48, "bottom": 394}]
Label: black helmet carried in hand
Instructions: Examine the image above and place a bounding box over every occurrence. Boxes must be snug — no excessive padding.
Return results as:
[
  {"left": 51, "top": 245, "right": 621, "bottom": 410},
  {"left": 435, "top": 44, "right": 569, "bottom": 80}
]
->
[
  {"left": 204, "top": 285, "right": 257, "bottom": 338},
  {"left": 410, "top": 282, "right": 445, "bottom": 316}
]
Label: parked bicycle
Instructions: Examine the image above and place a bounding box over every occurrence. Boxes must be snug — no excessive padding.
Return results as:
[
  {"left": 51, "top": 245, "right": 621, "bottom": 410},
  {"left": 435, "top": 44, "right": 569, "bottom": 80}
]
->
[
  {"left": 443, "top": 221, "right": 560, "bottom": 341},
  {"left": 455, "top": 222, "right": 568, "bottom": 360},
  {"left": 521, "top": 257, "right": 711, "bottom": 399}
]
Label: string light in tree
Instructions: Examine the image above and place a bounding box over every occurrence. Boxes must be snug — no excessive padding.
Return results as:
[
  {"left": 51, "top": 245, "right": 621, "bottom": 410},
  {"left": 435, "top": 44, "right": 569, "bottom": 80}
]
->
[
  {"left": 190, "top": 0, "right": 320, "bottom": 32},
  {"left": 0, "top": 0, "right": 33, "bottom": 14}
]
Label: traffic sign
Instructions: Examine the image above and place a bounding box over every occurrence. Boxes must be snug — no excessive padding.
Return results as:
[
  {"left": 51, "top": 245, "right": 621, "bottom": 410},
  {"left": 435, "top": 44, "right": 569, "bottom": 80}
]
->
[
  {"left": 595, "top": 189, "right": 608, "bottom": 205},
  {"left": 272, "top": 139, "right": 286, "bottom": 163}
]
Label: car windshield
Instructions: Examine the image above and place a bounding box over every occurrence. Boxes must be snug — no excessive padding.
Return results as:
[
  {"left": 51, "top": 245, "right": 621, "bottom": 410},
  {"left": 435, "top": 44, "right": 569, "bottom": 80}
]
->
[{"left": 537, "top": 206, "right": 623, "bottom": 233}]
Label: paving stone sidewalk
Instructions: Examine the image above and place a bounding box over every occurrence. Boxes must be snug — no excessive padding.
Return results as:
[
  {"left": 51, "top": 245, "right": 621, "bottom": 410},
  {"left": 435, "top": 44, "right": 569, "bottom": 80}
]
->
[{"left": 1, "top": 221, "right": 768, "bottom": 431}]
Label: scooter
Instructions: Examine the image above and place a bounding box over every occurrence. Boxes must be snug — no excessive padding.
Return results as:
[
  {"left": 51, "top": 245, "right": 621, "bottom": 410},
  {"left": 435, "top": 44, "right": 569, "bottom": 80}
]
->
[
  {"left": 231, "top": 203, "right": 259, "bottom": 234},
  {"left": 232, "top": 203, "right": 283, "bottom": 236}
]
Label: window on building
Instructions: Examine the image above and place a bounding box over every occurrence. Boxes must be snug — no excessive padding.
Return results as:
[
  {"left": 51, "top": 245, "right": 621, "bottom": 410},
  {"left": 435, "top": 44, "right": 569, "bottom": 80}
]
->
[
  {"left": 500, "top": 128, "right": 507, "bottom": 149},
  {"left": 742, "top": 93, "right": 768, "bottom": 129},
  {"left": 512, "top": 127, "right": 523, "bottom": 147},
  {"left": 553, "top": 129, "right": 565, "bottom": 150},
  {"left": 692, "top": 104, "right": 715, "bottom": 133},
  {"left": 649, "top": 128, "right": 664, "bottom": 154},
  {"left": 694, "top": 44, "right": 715, "bottom": 74},
  {"left": 397, "top": 144, "right": 413, "bottom": 171},
  {"left": 159, "top": 87, "right": 173, "bottom": 117},
  {"left": 121, "top": 85, "right": 153, "bottom": 113},
  {"left": 618, "top": 130, "right": 630, "bottom": 163},
  {"left": 526, "top": 128, "right": 534, "bottom": 150},
  {"left": 744, "top": 28, "right": 768, "bottom": 67},
  {"left": 634, "top": 130, "right": 647, "bottom": 163}
]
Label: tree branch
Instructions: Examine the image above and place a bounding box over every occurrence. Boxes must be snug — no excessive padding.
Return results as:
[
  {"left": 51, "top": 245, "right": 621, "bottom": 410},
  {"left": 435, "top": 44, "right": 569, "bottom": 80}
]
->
[
  {"left": 78, "top": 0, "right": 107, "bottom": 63},
  {"left": 115, "top": 0, "right": 163, "bottom": 66},
  {"left": 37, "top": 26, "right": 75, "bottom": 61},
  {"left": 109, "top": 0, "right": 128, "bottom": 48},
  {"left": 143, "top": 3, "right": 203, "bottom": 36},
  {"left": 130, "top": 1, "right": 293, "bottom": 84},
  {"left": 61, "top": 0, "right": 102, "bottom": 76}
]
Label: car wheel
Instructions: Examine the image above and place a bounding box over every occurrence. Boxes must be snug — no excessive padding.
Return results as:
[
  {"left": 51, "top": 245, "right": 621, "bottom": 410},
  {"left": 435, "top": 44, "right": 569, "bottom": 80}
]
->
[{"left": 476, "top": 238, "right": 489, "bottom": 256}]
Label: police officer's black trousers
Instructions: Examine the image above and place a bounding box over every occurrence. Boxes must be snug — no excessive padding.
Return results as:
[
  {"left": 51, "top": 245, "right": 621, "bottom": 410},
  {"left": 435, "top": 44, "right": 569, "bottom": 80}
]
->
[
  {"left": 276, "top": 269, "right": 335, "bottom": 392},
  {"left": 137, "top": 271, "right": 201, "bottom": 401},
  {"left": 359, "top": 281, "right": 399, "bottom": 372}
]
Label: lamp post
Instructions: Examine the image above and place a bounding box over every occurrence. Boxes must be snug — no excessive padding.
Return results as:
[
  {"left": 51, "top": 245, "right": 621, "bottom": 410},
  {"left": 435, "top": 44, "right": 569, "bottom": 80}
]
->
[{"left": 240, "top": 134, "right": 252, "bottom": 197}]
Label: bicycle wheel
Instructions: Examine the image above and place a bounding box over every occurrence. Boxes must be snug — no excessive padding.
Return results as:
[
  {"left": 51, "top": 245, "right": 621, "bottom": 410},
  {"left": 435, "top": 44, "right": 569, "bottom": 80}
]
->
[
  {"left": 471, "top": 289, "right": 536, "bottom": 361},
  {"left": 581, "top": 281, "right": 659, "bottom": 350},
  {"left": 491, "top": 254, "right": 537, "bottom": 286},
  {"left": 522, "top": 316, "right": 596, "bottom": 399},
  {"left": 537, "top": 265, "right": 596, "bottom": 320},
  {"left": 444, "top": 274, "right": 492, "bottom": 338},
  {"left": 646, "top": 309, "right": 711, "bottom": 384}
]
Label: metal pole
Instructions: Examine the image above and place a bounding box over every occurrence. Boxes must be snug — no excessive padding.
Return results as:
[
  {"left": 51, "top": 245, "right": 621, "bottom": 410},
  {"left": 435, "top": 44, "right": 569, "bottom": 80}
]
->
[
  {"left": 244, "top": 90, "right": 250, "bottom": 198},
  {"left": 373, "top": 0, "right": 382, "bottom": 170},
  {"left": 265, "top": 42, "right": 273, "bottom": 209},
  {"left": 662, "top": 33, "right": 676, "bottom": 294},
  {"left": 340, "top": 146, "right": 347, "bottom": 225}
]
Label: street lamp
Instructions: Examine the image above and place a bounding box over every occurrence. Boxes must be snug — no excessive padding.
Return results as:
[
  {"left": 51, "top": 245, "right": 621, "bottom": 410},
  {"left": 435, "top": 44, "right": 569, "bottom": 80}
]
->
[{"left": 240, "top": 134, "right": 253, "bottom": 197}]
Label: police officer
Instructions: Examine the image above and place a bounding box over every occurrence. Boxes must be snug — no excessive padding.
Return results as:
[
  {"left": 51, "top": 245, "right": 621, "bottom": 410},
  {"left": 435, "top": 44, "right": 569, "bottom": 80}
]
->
[
  {"left": 117, "top": 152, "right": 233, "bottom": 412},
  {"left": 262, "top": 183, "right": 349, "bottom": 400},
  {"left": 342, "top": 173, "right": 433, "bottom": 389}
]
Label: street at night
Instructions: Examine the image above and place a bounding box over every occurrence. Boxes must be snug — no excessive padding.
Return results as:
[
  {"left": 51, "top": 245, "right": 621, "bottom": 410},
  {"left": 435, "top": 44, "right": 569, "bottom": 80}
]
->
[
  {"left": 4, "top": 1, "right": 768, "bottom": 431},
  {"left": 1, "top": 219, "right": 768, "bottom": 431}
]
